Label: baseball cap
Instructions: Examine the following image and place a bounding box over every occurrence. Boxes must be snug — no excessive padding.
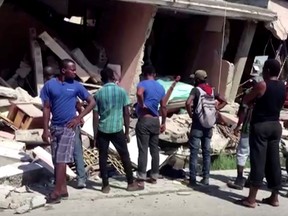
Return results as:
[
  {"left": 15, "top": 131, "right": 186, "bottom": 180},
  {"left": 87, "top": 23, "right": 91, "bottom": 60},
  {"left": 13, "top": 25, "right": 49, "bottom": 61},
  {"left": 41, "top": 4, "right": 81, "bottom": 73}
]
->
[{"left": 190, "top": 70, "right": 207, "bottom": 81}]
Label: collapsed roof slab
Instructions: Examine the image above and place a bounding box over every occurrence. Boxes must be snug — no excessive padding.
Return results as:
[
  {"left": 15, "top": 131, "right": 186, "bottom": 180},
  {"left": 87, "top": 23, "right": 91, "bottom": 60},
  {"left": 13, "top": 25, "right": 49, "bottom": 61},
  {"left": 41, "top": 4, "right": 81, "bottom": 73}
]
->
[{"left": 118, "top": 0, "right": 277, "bottom": 22}]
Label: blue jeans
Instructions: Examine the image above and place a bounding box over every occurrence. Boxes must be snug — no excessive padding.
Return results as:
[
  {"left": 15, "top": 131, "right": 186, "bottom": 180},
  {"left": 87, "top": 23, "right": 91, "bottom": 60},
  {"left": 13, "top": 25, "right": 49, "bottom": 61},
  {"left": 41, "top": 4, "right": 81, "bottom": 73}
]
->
[
  {"left": 189, "top": 127, "right": 212, "bottom": 182},
  {"left": 73, "top": 126, "right": 86, "bottom": 182}
]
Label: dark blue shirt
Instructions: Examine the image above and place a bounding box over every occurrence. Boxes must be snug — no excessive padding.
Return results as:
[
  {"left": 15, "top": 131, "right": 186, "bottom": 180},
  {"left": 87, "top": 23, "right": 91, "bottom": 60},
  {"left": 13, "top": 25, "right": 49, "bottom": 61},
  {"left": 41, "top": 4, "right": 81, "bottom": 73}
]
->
[
  {"left": 40, "top": 78, "right": 90, "bottom": 126},
  {"left": 136, "top": 80, "right": 165, "bottom": 117}
]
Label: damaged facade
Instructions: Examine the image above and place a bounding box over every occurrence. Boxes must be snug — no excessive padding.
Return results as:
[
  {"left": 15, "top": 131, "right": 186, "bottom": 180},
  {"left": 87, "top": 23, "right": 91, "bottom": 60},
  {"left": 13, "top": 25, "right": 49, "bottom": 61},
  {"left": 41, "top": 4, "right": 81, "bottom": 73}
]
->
[{"left": 1, "top": 0, "right": 288, "bottom": 212}]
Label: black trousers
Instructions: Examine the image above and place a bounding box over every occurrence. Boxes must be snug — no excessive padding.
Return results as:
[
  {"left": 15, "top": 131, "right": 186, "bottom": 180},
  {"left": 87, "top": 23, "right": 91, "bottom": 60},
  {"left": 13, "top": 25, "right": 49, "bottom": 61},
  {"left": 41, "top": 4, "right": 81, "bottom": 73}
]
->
[
  {"left": 249, "top": 121, "right": 282, "bottom": 190},
  {"left": 97, "top": 130, "right": 134, "bottom": 186}
]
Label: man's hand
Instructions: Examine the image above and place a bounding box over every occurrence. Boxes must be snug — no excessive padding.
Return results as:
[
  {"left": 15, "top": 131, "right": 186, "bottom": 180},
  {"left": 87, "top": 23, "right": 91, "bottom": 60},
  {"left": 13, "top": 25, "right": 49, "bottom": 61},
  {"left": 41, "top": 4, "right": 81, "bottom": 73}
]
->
[
  {"left": 233, "top": 126, "right": 241, "bottom": 136},
  {"left": 67, "top": 116, "right": 81, "bottom": 128},
  {"left": 80, "top": 118, "right": 84, "bottom": 127},
  {"left": 175, "top": 75, "right": 181, "bottom": 82},
  {"left": 125, "top": 132, "right": 130, "bottom": 143},
  {"left": 160, "top": 124, "right": 166, "bottom": 133},
  {"left": 92, "top": 139, "right": 98, "bottom": 149},
  {"left": 42, "top": 130, "right": 51, "bottom": 143}
]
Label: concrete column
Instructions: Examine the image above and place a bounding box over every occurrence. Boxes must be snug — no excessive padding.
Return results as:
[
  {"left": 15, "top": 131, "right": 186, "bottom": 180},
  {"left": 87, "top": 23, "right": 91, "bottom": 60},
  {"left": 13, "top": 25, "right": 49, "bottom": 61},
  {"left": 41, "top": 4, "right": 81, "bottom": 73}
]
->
[
  {"left": 228, "top": 21, "right": 257, "bottom": 102},
  {"left": 128, "top": 8, "right": 157, "bottom": 102}
]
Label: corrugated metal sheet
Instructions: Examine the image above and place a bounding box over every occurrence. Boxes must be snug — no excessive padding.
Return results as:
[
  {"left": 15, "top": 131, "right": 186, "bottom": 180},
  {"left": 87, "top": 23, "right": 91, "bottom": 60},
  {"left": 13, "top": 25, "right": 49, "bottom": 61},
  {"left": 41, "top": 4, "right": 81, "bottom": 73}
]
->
[{"left": 118, "top": 0, "right": 277, "bottom": 21}]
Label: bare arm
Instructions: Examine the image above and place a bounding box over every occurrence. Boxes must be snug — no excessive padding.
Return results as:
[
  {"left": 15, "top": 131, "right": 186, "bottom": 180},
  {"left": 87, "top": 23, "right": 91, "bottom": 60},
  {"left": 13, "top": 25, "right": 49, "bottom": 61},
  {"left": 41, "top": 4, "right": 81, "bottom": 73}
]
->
[
  {"left": 185, "top": 94, "right": 194, "bottom": 118},
  {"left": 43, "top": 101, "right": 51, "bottom": 132},
  {"left": 162, "top": 76, "right": 181, "bottom": 105},
  {"left": 215, "top": 94, "right": 228, "bottom": 110},
  {"left": 243, "top": 82, "right": 266, "bottom": 106},
  {"left": 78, "top": 95, "right": 96, "bottom": 119},
  {"left": 123, "top": 106, "right": 130, "bottom": 135},
  {"left": 76, "top": 100, "right": 84, "bottom": 114},
  {"left": 136, "top": 87, "right": 145, "bottom": 108},
  {"left": 160, "top": 99, "right": 167, "bottom": 133},
  {"left": 92, "top": 110, "right": 99, "bottom": 147}
]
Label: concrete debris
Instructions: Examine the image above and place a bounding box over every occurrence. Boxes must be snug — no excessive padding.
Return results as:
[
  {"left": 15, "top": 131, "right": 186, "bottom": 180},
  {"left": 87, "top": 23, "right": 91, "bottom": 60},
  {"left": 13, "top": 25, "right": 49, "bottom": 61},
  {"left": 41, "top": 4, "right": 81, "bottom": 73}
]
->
[
  {"left": 29, "top": 195, "right": 46, "bottom": 209},
  {"left": 159, "top": 114, "right": 191, "bottom": 143},
  {"left": 0, "top": 86, "right": 17, "bottom": 99},
  {"left": 15, "top": 204, "right": 30, "bottom": 214},
  {"left": 0, "top": 185, "right": 46, "bottom": 213}
]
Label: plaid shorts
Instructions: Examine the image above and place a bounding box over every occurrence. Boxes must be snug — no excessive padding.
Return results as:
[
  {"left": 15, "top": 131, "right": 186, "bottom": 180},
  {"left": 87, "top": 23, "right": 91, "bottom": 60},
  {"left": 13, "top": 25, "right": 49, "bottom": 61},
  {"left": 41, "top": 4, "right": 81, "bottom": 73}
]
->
[{"left": 50, "top": 126, "right": 76, "bottom": 164}]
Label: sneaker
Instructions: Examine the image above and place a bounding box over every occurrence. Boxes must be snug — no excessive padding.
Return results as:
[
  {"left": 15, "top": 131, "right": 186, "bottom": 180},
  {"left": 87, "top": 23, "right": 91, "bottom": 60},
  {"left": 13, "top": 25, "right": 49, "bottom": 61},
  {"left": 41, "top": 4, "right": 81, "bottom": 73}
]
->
[
  {"left": 101, "top": 185, "right": 111, "bottom": 194},
  {"left": 77, "top": 179, "right": 87, "bottom": 189},
  {"left": 200, "top": 178, "right": 209, "bottom": 186},
  {"left": 187, "top": 179, "right": 198, "bottom": 188}
]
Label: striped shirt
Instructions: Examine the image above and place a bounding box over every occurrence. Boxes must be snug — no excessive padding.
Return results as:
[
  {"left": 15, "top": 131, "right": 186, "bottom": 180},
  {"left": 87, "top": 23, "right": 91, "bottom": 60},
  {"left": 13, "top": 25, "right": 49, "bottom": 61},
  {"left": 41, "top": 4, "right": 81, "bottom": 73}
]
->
[{"left": 94, "top": 83, "right": 130, "bottom": 133}]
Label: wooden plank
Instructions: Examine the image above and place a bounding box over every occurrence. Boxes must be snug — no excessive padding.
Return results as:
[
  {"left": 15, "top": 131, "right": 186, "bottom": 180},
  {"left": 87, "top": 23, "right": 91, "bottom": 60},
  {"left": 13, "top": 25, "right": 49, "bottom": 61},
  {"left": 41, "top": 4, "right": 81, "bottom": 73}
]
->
[
  {"left": 14, "top": 111, "right": 25, "bottom": 128},
  {"left": 29, "top": 28, "right": 44, "bottom": 96},
  {"left": 22, "top": 117, "right": 33, "bottom": 130},
  {"left": 32, "top": 146, "right": 76, "bottom": 178},
  {"left": 38, "top": 32, "right": 90, "bottom": 82},
  {"left": 16, "top": 104, "right": 42, "bottom": 118},
  {"left": 0, "top": 114, "right": 18, "bottom": 130},
  {"left": 229, "top": 22, "right": 257, "bottom": 102}
]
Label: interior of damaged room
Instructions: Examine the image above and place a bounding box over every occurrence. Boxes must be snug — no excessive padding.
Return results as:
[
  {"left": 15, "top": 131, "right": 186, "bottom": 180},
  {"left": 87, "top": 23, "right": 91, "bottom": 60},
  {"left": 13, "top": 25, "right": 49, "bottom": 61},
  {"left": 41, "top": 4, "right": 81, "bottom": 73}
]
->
[{"left": 1, "top": 0, "right": 288, "bottom": 211}]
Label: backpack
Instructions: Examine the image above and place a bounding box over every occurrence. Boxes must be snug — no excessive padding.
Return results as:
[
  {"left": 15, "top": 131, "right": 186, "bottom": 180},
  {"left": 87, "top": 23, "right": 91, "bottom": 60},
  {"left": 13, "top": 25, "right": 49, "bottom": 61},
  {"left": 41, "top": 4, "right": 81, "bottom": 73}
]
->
[{"left": 195, "top": 87, "right": 216, "bottom": 128}]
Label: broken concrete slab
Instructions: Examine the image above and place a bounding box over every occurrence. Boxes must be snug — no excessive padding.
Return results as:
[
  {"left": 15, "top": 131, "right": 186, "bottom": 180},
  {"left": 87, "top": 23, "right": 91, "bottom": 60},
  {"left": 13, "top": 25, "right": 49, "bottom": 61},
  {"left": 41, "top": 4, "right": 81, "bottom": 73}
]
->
[
  {"left": 29, "top": 195, "right": 46, "bottom": 209},
  {"left": 15, "top": 129, "right": 44, "bottom": 144},
  {"left": 0, "top": 162, "right": 43, "bottom": 186},
  {"left": 159, "top": 114, "right": 191, "bottom": 143},
  {"left": 0, "top": 139, "right": 26, "bottom": 151},
  {"left": 0, "top": 148, "right": 31, "bottom": 162},
  {"left": 0, "top": 131, "right": 15, "bottom": 140},
  {"left": 0, "top": 86, "right": 17, "bottom": 99},
  {"left": 32, "top": 146, "right": 76, "bottom": 178},
  {"left": 15, "top": 203, "right": 30, "bottom": 214},
  {"left": 71, "top": 48, "right": 101, "bottom": 82},
  {"left": 39, "top": 32, "right": 90, "bottom": 82}
]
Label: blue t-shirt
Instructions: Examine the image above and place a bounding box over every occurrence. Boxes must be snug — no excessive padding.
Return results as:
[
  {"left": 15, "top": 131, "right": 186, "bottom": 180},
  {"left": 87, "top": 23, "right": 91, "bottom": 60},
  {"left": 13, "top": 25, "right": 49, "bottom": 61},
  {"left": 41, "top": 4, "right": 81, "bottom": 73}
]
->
[
  {"left": 136, "top": 80, "right": 165, "bottom": 117},
  {"left": 40, "top": 78, "right": 90, "bottom": 126}
]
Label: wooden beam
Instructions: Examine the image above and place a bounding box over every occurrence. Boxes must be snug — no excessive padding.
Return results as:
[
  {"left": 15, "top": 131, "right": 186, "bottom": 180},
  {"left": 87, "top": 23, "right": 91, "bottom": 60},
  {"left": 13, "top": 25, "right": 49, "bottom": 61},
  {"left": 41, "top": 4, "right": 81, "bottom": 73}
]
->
[
  {"left": 29, "top": 28, "right": 44, "bottom": 96},
  {"left": 229, "top": 21, "right": 257, "bottom": 102},
  {"left": 38, "top": 32, "right": 90, "bottom": 82}
]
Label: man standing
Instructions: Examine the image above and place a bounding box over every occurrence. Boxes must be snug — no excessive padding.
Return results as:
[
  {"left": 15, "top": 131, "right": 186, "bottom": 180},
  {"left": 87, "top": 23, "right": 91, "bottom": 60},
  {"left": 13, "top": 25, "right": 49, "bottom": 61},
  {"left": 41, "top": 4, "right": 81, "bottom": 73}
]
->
[
  {"left": 93, "top": 67, "right": 141, "bottom": 193},
  {"left": 240, "top": 59, "right": 285, "bottom": 208},
  {"left": 43, "top": 65, "right": 88, "bottom": 189},
  {"left": 185, "top": 70, "right": 227, "bottom": 186},
  {"left": 136, "top": 65, "right": 167, "bottom": 188},
  {"left": 227, "top": 76, "right": 262, "bottom": 190},
  {"left": 41, "top": 59, "right": 96, "bottom": 203}
]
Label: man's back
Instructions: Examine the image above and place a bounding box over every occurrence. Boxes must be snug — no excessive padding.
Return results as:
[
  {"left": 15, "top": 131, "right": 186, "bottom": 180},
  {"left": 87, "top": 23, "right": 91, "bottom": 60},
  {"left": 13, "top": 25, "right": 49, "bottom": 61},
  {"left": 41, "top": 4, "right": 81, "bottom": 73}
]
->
[
  {"left": 136, "top": 80, "right": 165, "bottom": 117},
  {"left": 94, "top": 83, "right": 130, "bottom": 133}
]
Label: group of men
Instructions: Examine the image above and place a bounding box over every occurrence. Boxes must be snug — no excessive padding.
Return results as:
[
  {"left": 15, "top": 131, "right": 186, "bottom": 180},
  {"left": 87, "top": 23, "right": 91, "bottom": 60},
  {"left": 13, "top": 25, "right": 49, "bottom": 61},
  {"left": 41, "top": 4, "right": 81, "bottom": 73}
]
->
[{"left": 41, "top": 58, "right": 286, "bottom": 208}]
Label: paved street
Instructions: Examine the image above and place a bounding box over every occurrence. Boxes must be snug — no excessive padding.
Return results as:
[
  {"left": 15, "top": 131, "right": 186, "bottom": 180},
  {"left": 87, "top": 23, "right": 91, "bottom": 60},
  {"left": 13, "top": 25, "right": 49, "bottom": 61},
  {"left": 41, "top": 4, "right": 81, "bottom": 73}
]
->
[{"left": 1, "top": 170, "right": 288, "bottom": 216}]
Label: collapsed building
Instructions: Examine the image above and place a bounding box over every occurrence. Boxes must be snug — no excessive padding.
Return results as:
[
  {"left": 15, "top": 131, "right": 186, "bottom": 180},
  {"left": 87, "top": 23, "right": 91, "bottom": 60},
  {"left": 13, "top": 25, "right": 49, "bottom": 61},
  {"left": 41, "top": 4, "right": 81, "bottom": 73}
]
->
[{"left": 0, "top": 0, "right": 288, "bottom": 212}]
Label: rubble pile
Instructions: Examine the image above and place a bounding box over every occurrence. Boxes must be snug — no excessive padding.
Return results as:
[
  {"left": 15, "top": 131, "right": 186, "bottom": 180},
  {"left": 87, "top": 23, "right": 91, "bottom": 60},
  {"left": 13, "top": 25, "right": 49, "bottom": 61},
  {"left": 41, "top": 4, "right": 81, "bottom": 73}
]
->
[{"left": 0, "top": 185, "right": 46, "bottom": 214}]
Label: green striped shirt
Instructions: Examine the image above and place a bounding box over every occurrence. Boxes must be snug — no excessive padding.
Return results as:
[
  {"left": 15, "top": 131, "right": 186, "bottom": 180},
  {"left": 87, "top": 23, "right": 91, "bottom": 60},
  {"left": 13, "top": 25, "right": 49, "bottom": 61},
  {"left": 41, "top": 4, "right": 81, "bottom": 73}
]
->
[{"left": 94, "top": 83, "right": 130, "bottom": 133}]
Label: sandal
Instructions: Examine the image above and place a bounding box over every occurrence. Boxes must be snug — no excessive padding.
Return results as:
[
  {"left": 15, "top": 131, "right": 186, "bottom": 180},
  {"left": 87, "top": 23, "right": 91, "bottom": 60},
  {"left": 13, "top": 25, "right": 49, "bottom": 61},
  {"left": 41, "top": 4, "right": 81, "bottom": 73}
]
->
[
  {"left": 46, "top": 193, "right": 61, "bottom": 204},
  {"left": 236, "top": 198, "right": 256, "bottom": 208},
  {"left": 262, "top": 197, "right": 279, "bottom": 207}
]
